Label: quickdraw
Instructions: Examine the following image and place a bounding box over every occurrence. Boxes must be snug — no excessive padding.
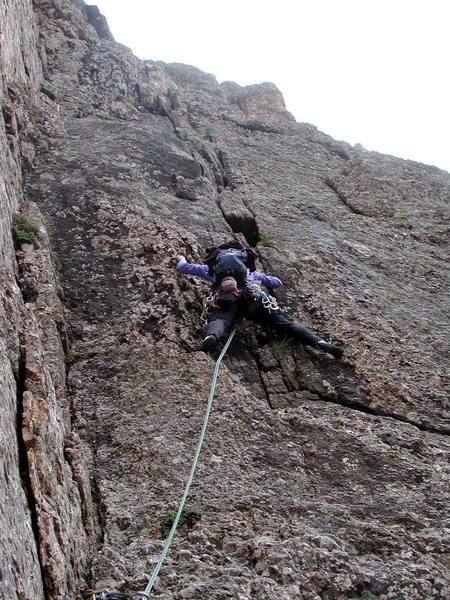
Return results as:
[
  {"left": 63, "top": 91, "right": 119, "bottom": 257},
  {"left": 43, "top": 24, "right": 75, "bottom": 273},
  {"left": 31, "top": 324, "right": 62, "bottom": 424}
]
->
[
  {"left": 261, "top": 292, "right": 280, "bottom": 313},
  {"left": 244, "top": 282, "right": 280, "bottom": 313},
  {"left": 201, "top": 293, "right": 214, "bottom": 324}
]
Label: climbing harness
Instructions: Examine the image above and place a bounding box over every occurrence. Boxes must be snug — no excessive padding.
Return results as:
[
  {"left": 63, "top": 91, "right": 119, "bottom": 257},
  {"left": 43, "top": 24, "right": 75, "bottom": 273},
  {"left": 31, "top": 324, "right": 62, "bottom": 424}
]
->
[
  {"left": 203, "top": 282, "right": 279, "bottom": 321},
  {"left": 136, "top": 327, "right": 237, "bottom": 599}
]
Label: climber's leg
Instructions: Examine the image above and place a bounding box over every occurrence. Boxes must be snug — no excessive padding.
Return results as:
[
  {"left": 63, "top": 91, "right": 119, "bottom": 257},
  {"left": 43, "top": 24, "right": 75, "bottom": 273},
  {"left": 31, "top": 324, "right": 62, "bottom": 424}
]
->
[
  {"left": 254, "top": 308, "right": 343, "bottom": 358},
  {"left": 200, "top": 305, "right": 238, "bottom": 351}
]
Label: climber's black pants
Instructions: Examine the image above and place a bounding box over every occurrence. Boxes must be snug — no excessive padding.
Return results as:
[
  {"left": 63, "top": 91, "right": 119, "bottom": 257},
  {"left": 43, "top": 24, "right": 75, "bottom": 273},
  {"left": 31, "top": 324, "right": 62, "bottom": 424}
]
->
[
  {"left": 206, "top": 304, "right": 239, "bottom": 340},
  {"left": 252, "top": 306, "right": 321, "bottom": 346},
  {"left": 206, "top": 302, "right": 320, "bottom": 347}
]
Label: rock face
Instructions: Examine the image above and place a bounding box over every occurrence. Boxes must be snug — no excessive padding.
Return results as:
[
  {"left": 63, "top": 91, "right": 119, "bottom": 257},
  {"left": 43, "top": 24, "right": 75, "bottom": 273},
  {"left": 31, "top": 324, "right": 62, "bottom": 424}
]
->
[{"left": 1, "top": 1, "right": 449, "bottom": 599}]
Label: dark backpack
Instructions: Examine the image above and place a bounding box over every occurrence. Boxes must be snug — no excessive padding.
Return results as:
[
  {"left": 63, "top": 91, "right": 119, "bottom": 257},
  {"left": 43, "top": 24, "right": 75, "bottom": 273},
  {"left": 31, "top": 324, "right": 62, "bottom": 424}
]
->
[
  {"left": 214, "top": 248, "right": 248, "bottom": 286},
  {"left": 205, "top": 241, "right": 257, "bottom": 285}
]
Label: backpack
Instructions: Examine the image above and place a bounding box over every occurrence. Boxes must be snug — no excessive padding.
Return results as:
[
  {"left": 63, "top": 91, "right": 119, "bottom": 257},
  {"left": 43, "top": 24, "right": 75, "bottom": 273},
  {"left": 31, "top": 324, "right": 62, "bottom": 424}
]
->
[
  {"left": 214, "top": 248, "right": 248, "bottom": 286},
  {"left": 205, "top": 241, "right": 257, "bottom": 286}
]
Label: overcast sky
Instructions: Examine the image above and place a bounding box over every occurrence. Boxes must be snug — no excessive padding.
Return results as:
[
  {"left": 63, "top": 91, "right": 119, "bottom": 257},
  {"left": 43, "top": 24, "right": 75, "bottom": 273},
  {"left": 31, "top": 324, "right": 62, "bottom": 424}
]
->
[{"left": 94, "top": 0, "right": 449, "bottom": 173}]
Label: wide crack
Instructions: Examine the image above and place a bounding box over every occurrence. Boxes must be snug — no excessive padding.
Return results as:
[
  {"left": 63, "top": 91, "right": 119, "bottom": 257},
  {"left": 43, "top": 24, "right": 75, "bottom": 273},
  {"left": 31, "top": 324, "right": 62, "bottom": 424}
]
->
[
  {"left": 226, "top": 313, "right": 449, "bottom": 437},
  {"left": 324, "top": 177, "right": 363, "bottom": 215},
  {"left": 14, "top": 351, "right": 49, "bottom": 599},
  {"left": 217, "top": 202, "right": 260, "bottom": 247}
]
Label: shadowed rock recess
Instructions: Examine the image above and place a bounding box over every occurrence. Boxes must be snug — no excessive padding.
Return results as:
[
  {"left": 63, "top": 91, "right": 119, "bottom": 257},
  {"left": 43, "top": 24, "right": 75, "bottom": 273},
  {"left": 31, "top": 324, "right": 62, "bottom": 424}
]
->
[{"left": 1, "top": 1, "right": 449, "bottom": 599}]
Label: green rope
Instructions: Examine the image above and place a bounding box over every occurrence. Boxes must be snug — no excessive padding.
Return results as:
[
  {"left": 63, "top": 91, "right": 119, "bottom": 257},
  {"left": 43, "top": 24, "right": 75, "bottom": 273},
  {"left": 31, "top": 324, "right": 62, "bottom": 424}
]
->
[{"left": 139, "top": 328, "right": 237, "bottom": 598}]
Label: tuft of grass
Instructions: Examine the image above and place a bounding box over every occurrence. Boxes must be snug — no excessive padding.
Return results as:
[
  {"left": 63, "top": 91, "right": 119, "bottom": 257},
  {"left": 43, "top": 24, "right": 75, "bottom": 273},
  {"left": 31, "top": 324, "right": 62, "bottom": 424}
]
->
[
  {"left": 258, "top": 233, "right": 274, "bottom": 247},
  {"left": 179, "top": 129, "right": 199, "bottom": 152},
  {"left": 12, "top": 214, "right": 39, "bottom": 248},
  {"left": 65, "top": 350, "right": 79, "bottom": 365},
  {"left": 117, "top": 95, "right": 137, "bottom": 107},
  {"left": 204, "top": 125, "right": 214, "bottom": 140},
  {"left": 159, "top": 506, "right": 208, "bottom": 538},
  {"left": 390, "top": 215, "right": 408, "bottom": 223},
  {"left": 270, "top": 337, "right": 291, "bottom": 361}
]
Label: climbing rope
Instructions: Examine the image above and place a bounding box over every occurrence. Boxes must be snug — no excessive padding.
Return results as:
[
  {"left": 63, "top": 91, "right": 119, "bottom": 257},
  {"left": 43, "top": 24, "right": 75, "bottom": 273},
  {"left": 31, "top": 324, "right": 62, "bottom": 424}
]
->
[{"left": 137, "top": 327, "right": 237, "bottom": 599}]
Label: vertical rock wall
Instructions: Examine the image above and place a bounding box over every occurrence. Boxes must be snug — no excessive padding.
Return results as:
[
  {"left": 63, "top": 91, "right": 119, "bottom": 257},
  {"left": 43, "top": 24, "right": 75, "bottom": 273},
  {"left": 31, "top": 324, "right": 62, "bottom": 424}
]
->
[
  {"left": 1, "top": 2, "right": 46, "bottom": 598},
  {"left": 1, "top": 1, "right": 449, "bottom": 599},
  {"left": 0, "top": 1, "right": 98, "bottom": 598}
]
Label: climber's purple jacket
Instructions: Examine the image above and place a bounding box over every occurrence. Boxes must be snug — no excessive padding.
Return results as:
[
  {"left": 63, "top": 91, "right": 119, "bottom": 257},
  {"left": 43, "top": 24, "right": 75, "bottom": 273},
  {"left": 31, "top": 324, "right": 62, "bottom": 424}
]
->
[{"left": 177, "top": 259, "right": 283, "bottom": 288}]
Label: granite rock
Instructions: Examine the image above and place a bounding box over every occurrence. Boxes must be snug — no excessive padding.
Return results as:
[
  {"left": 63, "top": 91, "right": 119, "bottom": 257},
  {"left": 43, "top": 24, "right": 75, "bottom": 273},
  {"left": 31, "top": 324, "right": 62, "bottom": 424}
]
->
[{"left": 1, "top": 1, "right": 449, "bottom": 599}]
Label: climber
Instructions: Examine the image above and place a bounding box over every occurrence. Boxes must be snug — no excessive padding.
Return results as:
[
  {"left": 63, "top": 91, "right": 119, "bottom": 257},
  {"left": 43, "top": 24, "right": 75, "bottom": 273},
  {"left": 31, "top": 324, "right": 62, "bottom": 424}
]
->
[{"left": 175, "top": 240, "right": 343, "bottom": 358}]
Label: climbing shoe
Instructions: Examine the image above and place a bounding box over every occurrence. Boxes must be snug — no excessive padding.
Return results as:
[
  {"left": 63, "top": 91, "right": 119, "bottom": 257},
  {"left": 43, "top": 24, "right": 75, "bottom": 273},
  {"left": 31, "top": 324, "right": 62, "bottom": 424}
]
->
[
  {"left": 200, "top": 334, "right": 217, "bottom": 352},
  {"left": 317, "top": 340, "right": 344, "bottom": 359}
]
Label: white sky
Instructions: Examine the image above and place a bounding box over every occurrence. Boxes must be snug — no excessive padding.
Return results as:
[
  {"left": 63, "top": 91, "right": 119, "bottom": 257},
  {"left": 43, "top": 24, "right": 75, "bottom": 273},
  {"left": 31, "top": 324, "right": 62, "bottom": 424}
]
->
[{"left": 94, "top": 0, "right": 450, "bottom": 173}]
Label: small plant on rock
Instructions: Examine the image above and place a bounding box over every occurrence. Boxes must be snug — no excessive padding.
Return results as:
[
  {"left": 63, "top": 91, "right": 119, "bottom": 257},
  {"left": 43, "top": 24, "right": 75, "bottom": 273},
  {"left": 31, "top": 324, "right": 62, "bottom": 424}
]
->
[
  {"left": 258, "top": 233, "right": 274, "bottom": 247},
  {"left": 204, "top": 125, "right": 214, "bottom": 140},
  {"left": 117, "top": 95, "right": 137, "bottom": 107},
  {"left": 11, "top": 214, "right": 39, "bottom": 248},
  {"left": 159, "top": 506, "right": 208, "bottom": 538},
  {"left": 65, "top": 350, "right": 79, "bottom": 365},
  {"left": 270, "top": 337, "right": 291, "bottom": 361}
]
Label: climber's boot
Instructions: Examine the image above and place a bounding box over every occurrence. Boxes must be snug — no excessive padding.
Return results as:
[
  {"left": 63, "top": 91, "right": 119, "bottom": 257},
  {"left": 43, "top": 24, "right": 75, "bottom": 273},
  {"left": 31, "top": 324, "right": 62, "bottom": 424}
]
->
[
  {"left": 317, "top": 340, "right": 344, "bottom": 359},
  {"left": 199, "top": 334, "right": 217, "bottom": 352}
]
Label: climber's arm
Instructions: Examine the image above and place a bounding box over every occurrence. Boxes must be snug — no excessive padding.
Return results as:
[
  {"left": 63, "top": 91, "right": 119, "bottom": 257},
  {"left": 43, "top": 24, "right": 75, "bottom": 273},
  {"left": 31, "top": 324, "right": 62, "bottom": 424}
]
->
[
  {"left": 175, "top": 255, "right": 215, "bottom": 282},
  {"left": 250, "top": 270, "right": 283, "bottom": 288}
]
